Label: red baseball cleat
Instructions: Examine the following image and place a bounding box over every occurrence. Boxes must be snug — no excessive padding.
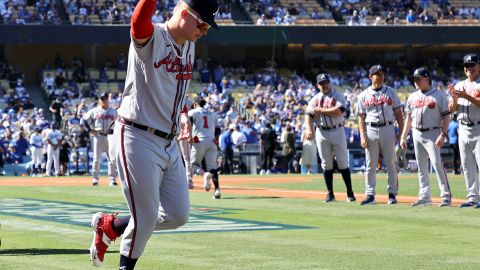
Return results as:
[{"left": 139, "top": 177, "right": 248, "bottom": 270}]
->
[{"left": 89, "top": 212, "right": 120, "bottom": 267}]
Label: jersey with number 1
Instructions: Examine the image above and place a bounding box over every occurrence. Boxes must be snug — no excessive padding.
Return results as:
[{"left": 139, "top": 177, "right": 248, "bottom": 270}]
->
[{"left": 189, "top": 107, "right": 217, "bottom": 141}]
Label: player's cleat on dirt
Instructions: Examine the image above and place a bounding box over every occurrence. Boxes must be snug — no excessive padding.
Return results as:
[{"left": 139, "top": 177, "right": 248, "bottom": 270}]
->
[
  {"left": 324, "top": 193, "right": 336, "bottom": 203},
  {"left": 439, "top": 199, "right": 451, "bottom": 207},
  {"left": 109, "top": 181, "right": 118, "bottom": 186},
  {"left": 387, "top": 193, "right": 398, "bottom": 205},
  {"left": 92, "top": 178, "right": 99, "bottom": 186},
  {"left": 203, "top": 172, "right": 212, "bottom": 192},
  {"left": 90, "top": 212, "right": 119, "bottom": 267},
  {"left": 459, "top": 201, "right": 476, "bottom": 208},
  {"left": 347, "top": 191, "right": 356, "bottom": 202},
  {"left": 411, "top": 199, "right": 432, "bottom": 207},
  {"left": 360, "top": 195, "right": 375, "bottom": 205},
  {"left": 214, "top": 188, "right": 221, "bottom": 199}
]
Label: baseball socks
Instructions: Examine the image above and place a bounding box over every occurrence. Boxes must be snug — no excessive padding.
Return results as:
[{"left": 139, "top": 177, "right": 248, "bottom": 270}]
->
[
  {"left": 339, "top": 168, "right": 354, "bottom": 197},
  {"left": 209, "top": 169, "right": 220, "bottom": 190},
  {"left": 323, "top": 170, "right": 334, "bottom": 201},
  {"left": 112, "top": 216, "right": 138, "bottom": 270}
]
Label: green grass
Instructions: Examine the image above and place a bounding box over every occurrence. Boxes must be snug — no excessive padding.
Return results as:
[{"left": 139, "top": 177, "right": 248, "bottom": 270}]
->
[{"left": 0, "top": 174, "right": 478, "bottom": 270}]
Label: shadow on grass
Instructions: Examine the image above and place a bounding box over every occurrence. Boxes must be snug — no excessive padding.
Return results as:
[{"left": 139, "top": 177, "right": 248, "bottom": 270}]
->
[
  {"left": 0, "top": 248, "right": 117, "bottom": 256},
  {"left": 222, "top": 196, "right": 281, "bottom": 200}
]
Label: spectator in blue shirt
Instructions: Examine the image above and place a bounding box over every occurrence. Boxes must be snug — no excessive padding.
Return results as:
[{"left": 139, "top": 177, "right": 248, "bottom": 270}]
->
[
  {"left": 242, "top": 121, "right": 258, "bottom": 144},
  {"left": 13, "top": 131, "right": 29, "bottom": 156},
  {"left": 406, "top": 9, "right": 417, "bottom": 24},
  {"left": 220, "top": 124, "right": 235, "bottom": 174},
  {"left": 448, "top": 115, "right": 460, "bottom": 174}
]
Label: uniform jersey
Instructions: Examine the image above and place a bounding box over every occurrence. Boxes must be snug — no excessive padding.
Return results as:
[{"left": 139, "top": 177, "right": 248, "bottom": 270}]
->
[
  {"left": 118, "top": 23, "right": 195, "bottom": 135},
  {"left": 189, "top": 107, "right": 217, "bottom": 140},
  {"left": 29, "top": 133, "right": 43, "bottom": 148},
  {"left": 453, "top": 78, "right": 480, "bottom": 123},
  {"left": 405, "top": 88, "right": 450, "bottom": 129},
  {"left": 305, "top": 90, "right": 346, "bottom": 128},
  {"left": 357, "top": 85, "right": 402, "bottom": 123},
  {"left": 83, "top": 107, "right": 117, "bottom": 134},
  {"left": 46, "top": 130, "right": 63, "bottom": 145}
]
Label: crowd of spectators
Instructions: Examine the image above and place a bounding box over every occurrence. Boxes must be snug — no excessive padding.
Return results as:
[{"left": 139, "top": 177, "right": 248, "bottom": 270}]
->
[{"left": 0, "top": 0, "right": 60, "bottom": 24}]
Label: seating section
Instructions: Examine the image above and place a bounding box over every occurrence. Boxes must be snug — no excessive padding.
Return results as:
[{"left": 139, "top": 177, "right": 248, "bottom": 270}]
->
[{"left": 0, "top": 0, "right": 60, "bottom": 24}]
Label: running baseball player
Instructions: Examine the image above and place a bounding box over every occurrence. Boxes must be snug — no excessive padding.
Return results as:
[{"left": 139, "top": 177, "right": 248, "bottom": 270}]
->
[
  {"left": 89, "top": 0, "right": 219, "bottom": 269},
  {"left": 189, "top": 96, "right": 221, "bottom": 199},
  {"left": 45, "top": 124, "right": 63, "bottom": 176},
  {"left": 357, "top": 65, "right": 404, "bottom": 205},
  {"left": 29, "top": 127, "right": 43, "bottom": 176},
  {"left": 448, "top": 54, "right": 480, "bottom": 208},
  {"left": 82, "top": 92, "right": 118, "bottom": 186},
  {"left": 305, "top": 73, "right": 356, "bottom": 202},
  {"left": 177, "top": 96, "right": 194, "bottom": 189},
  {"left": 400, "top": 67, "right": 452, "bottom": 207}
]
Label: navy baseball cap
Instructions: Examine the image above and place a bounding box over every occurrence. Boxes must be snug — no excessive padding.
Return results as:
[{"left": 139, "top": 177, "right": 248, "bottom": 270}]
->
[
  {"left": 184, "top": 0, "right": 220, "bottom": 29},
  {"left": 463, "top": 54, "right": 480, "bottom": 65},
  {"left": 99, "top": 92, "right": 109, "bottom": 100},
  {"left": 316, "top": 73, "right": 330, "bottom": 84},
  {"left": 369, "top": 65, "right": 385, "bottom": 76},
  {"left": 411, "top": 67, "right": 430, "bottom": 78}
]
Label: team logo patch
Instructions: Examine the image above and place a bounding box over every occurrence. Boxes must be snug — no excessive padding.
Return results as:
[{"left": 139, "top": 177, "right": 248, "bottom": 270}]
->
[{"left": 0, "top": 199, "right": 311, "bottom": 234}]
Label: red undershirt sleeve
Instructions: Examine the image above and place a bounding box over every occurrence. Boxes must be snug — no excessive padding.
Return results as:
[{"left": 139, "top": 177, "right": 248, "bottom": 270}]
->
[{"left": 131, "top": 0, "right": 157, "bottom": 39}]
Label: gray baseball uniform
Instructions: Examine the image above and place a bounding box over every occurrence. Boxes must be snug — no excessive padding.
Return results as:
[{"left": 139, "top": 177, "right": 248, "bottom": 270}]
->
[
  {"left": 83, "top": 106, "right": 118, "bottom": 182},
  {"left": 405, "top": 88, "right": 451, "bottom": 201},
  {"left": 29, "top": 132, "right": 43, "bottom": 174},
  {"left": 306, "top": 90, "right": 348, "bottom": 170},
  {"left": 111, "top": 23, "right": 193, "bottom": 259},
  {"left": 189, "top": 107, "right": 218, "bottom": 172},
  {"left": 46, "top": 128, "right": 63, "bottom": 176},
  {"left": 357, "top": 85, "right": 401, "bottom": 196},
  {"left": 454, "top": 79, "right": 480, "bottom": 202}
]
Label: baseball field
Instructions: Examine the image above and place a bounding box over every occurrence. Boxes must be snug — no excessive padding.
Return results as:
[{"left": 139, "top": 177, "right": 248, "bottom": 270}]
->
[{"left": 1, "top": 173, "right": 479, "bottom": 270}]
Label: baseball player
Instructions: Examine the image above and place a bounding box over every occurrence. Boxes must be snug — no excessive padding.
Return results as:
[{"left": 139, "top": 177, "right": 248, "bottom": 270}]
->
[
  {"left": 189, "top": 96, "right": 221, "bottom": 199},
  {"left": 177, "top": 95, "right": 194, "bottom": 189},
  {"left": 400, "top": 68, "right": 452, "bottom": 207},
  {"left": 29, "top": 127, "right": 43, "bottom": 176},
  {"left": 448, "top": 54, "right": 480, "bottom": 208},
  {"left": 82, "top": 92, "right": 118, "bottom": 186},
  {"left": 357, "top": 65, "right": 404, "bottom": 205},
  {"left": 305, "top": 73, "right": 356, "bottom": 203},
  {"left": 45, "top": 124, "right": 63, "bottom": 177},
  {"left": 88, "top": 0, "right": 219, "bottom": 269}
]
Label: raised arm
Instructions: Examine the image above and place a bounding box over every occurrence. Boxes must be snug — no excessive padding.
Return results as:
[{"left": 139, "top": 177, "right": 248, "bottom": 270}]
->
[{"left": 131, "top": 0, "right": 157, "bottom": 46}]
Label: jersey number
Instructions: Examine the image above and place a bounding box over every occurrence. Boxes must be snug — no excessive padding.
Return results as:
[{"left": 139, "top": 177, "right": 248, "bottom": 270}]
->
[{"left": 203, "top": 115, "right": 209, "bottom": 128}]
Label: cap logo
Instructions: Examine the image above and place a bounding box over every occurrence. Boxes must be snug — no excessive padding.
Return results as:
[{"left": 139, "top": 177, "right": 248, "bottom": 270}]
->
[
  {"left": 467, "top": 56, "right": 472, "bottom": 61},
  {"left": 213, "top": 7, "right": 219, "bottom": 16},
  {"left": 377, "top": 65, "right": 381, "bottom": 69}
]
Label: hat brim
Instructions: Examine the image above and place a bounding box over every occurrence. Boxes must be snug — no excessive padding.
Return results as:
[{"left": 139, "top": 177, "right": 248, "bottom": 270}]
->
[
  {"left": 410, "top": 75, "right": 428, "bottom": 79},
  {"left": 317, "top": 80, "right": 330, "bottom": 84},
  {"left": 463, "top": 61, "right": 479, "bottom": 66},
  {"left": 369, "top": 70, "right": 384, "bottom": 76}
]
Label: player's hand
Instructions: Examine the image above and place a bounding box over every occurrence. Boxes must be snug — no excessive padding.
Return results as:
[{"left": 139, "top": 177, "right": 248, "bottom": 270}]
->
[
  {"left": 447, "top": 84, "right": 457, "bottom": 99},
  {"left": 179, "top": 113, "right": 192, "bottom": 141},
  {"left": 435, "top": 135, "right": 445, "bottom": 148},
  {"left": 305, "top": 130, "right": 314, "bottom": 140},
  {"left": 453, "top": 89, "right": 468, "bottom": 99},
  {"left": 360, "top": 135, "right": 368, "bottom": 149},
  {"left": 400, "top": 138, "right": 407, "bottom": 150}
]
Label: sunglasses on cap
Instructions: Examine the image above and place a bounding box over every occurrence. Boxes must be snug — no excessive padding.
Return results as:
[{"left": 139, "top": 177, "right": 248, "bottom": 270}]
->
[
  {"left": 185, "top": 8, "right": 211, "bottom": 31},
  {"left": 319, "top": 80, "right": 330, "bottom": 85},
  {"left": 464, "top": 63, "right": 478, "bottom": 68}
]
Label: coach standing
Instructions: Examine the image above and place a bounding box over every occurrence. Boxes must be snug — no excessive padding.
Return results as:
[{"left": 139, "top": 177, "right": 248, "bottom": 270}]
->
[
  {"left": 400, "top": 68, "right": 451, "bottom": 207},
  {"left": 357, "top": 65, "right": 404, "bottom": 205},
  {"left": 448, "top": 54, "right": 480, "bottom": 208}
]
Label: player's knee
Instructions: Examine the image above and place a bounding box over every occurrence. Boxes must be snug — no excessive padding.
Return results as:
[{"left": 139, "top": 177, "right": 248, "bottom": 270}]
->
[{"left": 155, "top": 210, "right": 189, "bottom": 230}]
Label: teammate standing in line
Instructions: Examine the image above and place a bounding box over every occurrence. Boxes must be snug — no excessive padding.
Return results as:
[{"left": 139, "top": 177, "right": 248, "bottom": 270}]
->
[
  {"left": 189, "top": 96, "right": 221, "bottom": 199},
  {"left": 29, "top": 127, "right": 44, "bottom": 176},
  {"left": 448, "top": 54, "right": 480, "bottom": 208},
  {"left": 400, "top": 68, "right": 452, "bottom": 207},
  {"left": 82, "top": 92, "right": 118, "bottom": 186},
  {"left": 88, "top": 0, "right": 219, "bottom": 269},
  {"left": 357, "top": 65, "right": 404, "bottom": 205},
  {"left": 45, "top": 124, "right": 63, "bottom": 176},
  {"left": 305, "top": 73, "right": 356, "bottom": 203}
]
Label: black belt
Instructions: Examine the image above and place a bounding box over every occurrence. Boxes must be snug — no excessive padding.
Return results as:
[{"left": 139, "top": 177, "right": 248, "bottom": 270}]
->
[
  {"left": 460, "top": 121, "right": 480, "bottom": 127},
  {"left": 118, "top": 117, "right": 176, "bottom": 141},
  {"left": 94, "top": 131, "right": 109, "bottom": 136},
  {"left": 367, "top": 121, "right": 393, "bottom": 127},
  {"left": 320, "top": 124, "right": 344, "bottom": 130},
  {"left": 415, "top": 127, "right": 440, "bottom": 132}
]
